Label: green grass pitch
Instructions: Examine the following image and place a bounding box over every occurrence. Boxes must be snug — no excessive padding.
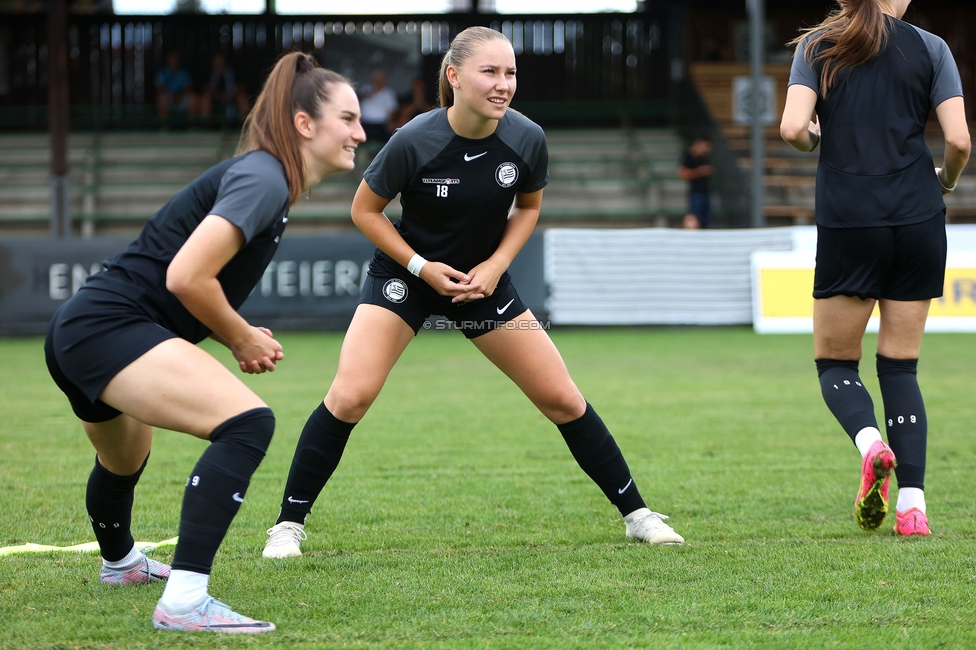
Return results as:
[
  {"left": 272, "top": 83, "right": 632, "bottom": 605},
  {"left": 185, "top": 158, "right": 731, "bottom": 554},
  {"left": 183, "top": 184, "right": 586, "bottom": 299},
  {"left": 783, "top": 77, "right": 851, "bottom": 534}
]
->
[{"left": 1, "top": 327, "right": 975, "bottom": 649}]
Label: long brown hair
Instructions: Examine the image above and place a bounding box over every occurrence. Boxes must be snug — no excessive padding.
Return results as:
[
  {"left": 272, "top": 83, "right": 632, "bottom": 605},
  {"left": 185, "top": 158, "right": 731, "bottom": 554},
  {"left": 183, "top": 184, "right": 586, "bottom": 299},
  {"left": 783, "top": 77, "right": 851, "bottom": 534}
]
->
[
  {"left": 438, "top": 26, "right": 512, "bottom": 108},
  {"left": 237, "top": 52, "right": 350, "bottom": 206},
  {"left": 789, "top": 0, "right": 891, "bottom": 98}
]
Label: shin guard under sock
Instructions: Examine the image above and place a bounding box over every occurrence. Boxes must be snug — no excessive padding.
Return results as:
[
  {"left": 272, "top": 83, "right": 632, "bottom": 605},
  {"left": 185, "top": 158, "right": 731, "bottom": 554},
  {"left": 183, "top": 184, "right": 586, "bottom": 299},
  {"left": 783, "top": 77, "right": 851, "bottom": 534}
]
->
[
  {"left": 815, "top": 359, "right": 879, "bottom": 443},
  {"left": 557, "top": 402, "right": 646, "bottom": 516},
  {"left": 86, "top": 455, "right": 148, "bottom": 562},
  {"left": 276, "top": 402, "right": 356, "bottom": 525},
  {"left": 877, "top": 355, "right": 927, "bottom": 490},
  {"left": 171, "top": 408, "right": 275, "bottom": 574}
]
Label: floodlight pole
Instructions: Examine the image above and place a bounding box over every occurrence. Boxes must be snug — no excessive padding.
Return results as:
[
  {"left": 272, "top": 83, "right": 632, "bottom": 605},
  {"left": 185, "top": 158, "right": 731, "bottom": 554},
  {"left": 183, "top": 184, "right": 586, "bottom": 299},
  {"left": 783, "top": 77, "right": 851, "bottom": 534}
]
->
[
  {"left": 748, "top": 0, "right": 766, "bottom": 228},
  {"left": 48, "top": 0, "right": 70, "bottom": 238}
]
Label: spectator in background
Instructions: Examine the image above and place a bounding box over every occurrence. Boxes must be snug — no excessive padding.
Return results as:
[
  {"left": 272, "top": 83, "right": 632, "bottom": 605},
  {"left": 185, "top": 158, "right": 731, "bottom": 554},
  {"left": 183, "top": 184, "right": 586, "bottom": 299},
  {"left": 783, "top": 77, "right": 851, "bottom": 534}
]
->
[
  {"left": 358, "top": 69, "right": 399, "bottom": 143},
  {"left": 200, "top": 51, "right": 249, "bottom": 122},
  {"left": 388, "top": 77, "right": 433, "bottom": 132},
  {"left": 155, "top": 51, "right": 198, "bottom": 122},
  {"left": 677, "top": 137, "right": 714, "bottom": 228}
]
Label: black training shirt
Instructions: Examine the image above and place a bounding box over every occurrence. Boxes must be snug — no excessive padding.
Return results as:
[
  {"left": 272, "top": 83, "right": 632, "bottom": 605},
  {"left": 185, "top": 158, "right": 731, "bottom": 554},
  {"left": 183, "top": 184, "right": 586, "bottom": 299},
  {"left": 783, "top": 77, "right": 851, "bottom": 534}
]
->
[
  {"left": 363, "top": 107, "right": 549, "bottom": 274},
  {"left": 789, "top": 16, "right": 963, "bottom": 228},
  {"left": 84, "top": 150, "right": 290, "bottom": 343}
]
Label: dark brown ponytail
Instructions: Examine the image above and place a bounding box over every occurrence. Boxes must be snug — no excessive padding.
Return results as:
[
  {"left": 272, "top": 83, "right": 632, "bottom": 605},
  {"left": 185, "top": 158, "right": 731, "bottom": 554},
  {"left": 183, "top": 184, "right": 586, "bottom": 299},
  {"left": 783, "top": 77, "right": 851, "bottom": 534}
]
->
[
  {"left": 789, "top": 0, "right": 890, "bottom": 98},
  {"left": 237, "top": 52, "right": 350, "bottom": 206}
]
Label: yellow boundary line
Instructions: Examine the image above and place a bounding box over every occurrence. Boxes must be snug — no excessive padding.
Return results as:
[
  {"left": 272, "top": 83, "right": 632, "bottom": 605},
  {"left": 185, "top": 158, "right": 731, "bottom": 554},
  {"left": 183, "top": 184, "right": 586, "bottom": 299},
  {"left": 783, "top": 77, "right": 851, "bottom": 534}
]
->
[{"left": 0, "top": 537, "right": 178, "bottom": 556}]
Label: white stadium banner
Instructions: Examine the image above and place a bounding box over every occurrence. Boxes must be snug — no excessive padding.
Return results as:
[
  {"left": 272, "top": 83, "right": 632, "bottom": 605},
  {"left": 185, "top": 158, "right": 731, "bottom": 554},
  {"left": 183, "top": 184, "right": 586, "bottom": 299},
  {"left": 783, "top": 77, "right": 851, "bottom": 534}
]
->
[{"left": 544, "top": 228, "right": 793, "bottom": 325}]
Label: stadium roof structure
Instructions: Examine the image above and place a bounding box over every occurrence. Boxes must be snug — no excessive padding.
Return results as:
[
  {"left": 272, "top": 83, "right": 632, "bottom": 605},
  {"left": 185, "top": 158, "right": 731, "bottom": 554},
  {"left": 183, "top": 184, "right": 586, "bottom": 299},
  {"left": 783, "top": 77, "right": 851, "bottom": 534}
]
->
[{"left": 107, "top": 0, "right": 641, "bottom": 16}]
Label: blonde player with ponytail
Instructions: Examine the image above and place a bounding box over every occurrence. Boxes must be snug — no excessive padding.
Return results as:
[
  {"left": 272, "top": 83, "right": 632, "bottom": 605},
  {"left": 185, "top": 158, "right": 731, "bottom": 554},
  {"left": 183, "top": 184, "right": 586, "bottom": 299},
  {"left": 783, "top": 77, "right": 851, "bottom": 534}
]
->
[{"left": 264, "top": 27, "right": 685, "bottom": 561}]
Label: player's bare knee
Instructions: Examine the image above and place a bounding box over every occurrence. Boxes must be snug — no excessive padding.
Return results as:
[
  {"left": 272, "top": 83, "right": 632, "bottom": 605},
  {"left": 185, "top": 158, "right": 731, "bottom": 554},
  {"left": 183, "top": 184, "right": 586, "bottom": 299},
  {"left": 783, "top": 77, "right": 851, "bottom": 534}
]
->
[
  {"left": 326, "top": 385, "right": 377, "bottom": 422},
  {"left": 538, "top": 390, "right": 586, "bottom": 424},
  {"left": 815, "top": 336, "right": 862, "bottom": 361}
]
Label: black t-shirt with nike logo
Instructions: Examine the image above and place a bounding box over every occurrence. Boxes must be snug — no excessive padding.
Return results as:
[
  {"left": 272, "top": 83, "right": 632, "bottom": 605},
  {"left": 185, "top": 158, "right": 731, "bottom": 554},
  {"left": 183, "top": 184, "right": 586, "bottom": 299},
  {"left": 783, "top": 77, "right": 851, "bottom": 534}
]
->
[
  {"left": 83, "top": 150, "right": 290, "bottom": 343},
  {"left": 363, "top": 108, "right": 549, "bottom": 275},
  {"left": 789, "top": 16, "right": 963, "bottom": 228}
]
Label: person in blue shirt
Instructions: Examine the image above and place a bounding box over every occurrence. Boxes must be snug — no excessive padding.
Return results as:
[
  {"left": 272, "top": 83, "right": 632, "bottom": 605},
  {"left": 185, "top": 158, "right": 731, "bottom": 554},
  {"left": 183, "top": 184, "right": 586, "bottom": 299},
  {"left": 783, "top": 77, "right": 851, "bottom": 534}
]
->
[
  {"left": 155, "top": 51, "right": 198, "bottom": 121},
  {"left": 45, "top": 52, "right": 365, "bottom": 633},
  {"left": 781, "top": 0, "right": 970, "bottom": 537}
]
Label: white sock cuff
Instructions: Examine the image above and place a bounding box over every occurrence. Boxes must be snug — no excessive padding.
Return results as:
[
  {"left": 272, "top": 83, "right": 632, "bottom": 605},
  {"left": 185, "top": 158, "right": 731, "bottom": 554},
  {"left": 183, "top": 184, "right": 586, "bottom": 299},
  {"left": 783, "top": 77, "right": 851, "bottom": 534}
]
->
[
  {"left": 854, "top": 427, "right": 883, "bottom": 458},
  {"left": 896, "top": 487, "right": 926, "bottom": 514},
  {"left": 102, "top": 544, "right": 142, "bottom": 569},
  {"left": 159, "top": 569, "right": 210, "bottom": 613}
]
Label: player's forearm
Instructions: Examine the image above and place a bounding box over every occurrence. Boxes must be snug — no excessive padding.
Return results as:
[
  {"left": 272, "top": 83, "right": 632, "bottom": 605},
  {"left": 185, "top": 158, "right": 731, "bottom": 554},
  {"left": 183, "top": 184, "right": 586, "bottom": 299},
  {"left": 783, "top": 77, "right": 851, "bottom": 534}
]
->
[
  {"left": 208, "top": 331, "right": 231, "bottom": 347},
  {"left": 782, "top": 126, "right": 819, "bottom": 153},
  {"left": 489, "top": 206, "right": 539, "bottom": 270},
  {"left": 352, "top": 209, "right": 417, "bottom": 268},
  {"left": 169, "top": 277, "right": 253, "bottom": 347},
  {"left": 935, "top": 97, "right": 970, "bottom": 187},
  {"left": 941, "top": 141, "right": 971, "bottom": 188}
]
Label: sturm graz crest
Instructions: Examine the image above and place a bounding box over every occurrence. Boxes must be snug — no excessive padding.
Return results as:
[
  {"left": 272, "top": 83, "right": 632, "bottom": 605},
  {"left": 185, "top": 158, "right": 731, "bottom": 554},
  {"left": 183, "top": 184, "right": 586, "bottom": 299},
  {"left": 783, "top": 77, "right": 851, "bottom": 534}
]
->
[
  {"left": 495, "top": 162, "right": 518, "bottom": 188},
  {"left": 382, "top": 278, "right": 408, "bottom": 303}
]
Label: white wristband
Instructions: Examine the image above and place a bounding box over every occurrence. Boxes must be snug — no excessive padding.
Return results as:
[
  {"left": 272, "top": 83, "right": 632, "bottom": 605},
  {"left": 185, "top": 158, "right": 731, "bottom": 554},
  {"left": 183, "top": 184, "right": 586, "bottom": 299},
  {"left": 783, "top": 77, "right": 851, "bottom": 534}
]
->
[
  {"left": 938, "top": 175, "right": 956, "bottom": 193},
  {"left": 407, "top": 254, "right": 427, "bottom": 277}
]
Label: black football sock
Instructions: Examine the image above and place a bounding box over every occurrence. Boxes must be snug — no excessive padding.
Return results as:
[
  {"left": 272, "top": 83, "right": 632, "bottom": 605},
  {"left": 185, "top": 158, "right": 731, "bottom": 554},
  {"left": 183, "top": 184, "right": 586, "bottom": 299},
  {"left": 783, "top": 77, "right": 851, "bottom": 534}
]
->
[
  {"left": 557, "top": 402, "right": 646, "bottom": 516},
  {"left": 276, "top": 402, "right": 356, "bottom": 525},
  {"left": 816, "top": 359, "right": 879, "bottom": 443},
  {"left": 171, "top": 408, "right": 274, "bottom": 574},
  {"left": 86, "top": 454, "right": 148, "bottom": 562},
  {"left": 877, "top": 355, "right": 927, "bottom": 490}
]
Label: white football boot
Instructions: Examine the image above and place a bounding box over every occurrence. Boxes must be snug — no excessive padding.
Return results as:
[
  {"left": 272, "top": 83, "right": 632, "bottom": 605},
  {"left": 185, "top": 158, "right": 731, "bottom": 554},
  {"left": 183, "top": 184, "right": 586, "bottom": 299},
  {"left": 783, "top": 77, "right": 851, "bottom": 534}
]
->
[{"left": 262, "top": 522, "right": 307, "bottom": 558}]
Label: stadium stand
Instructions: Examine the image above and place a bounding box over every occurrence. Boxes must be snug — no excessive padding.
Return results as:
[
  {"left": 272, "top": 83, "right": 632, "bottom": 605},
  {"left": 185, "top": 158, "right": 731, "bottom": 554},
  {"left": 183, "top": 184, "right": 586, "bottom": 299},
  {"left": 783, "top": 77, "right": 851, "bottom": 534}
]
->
[
  {"left": 542, "top": 128, "right": 687, "bottom": 226},
  {"left": 689, "top": 61, "right": 976, "bottom": 225},
  {"left": 0, "top": 127, "right": 687, "bottom": 237},
  {"left": 0, "top": 131, "right": 240, "bottom": 237}
]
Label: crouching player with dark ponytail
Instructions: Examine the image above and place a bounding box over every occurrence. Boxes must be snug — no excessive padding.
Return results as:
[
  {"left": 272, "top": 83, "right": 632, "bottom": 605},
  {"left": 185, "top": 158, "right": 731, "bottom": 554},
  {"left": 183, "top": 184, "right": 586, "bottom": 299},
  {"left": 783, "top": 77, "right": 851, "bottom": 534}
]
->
[{"left": 43, "top": 52, "right": 364, "bottom": 632}]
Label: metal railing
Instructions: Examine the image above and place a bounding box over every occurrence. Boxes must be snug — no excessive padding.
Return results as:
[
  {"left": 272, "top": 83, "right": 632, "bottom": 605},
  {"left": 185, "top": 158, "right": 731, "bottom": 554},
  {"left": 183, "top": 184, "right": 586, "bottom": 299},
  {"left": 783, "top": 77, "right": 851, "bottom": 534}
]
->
[{"left": 1, "top": 11, "right": 675, "bottom": 129}]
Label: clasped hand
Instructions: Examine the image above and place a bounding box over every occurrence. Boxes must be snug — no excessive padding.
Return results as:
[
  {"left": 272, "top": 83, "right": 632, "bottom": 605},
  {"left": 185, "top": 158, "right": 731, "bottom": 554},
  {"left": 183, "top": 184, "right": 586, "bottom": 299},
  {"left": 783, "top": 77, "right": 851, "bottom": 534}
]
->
[
  {"left": 233, "top": 326, "right": 284, "bottom": 374},
  {"left": 420, "top": 260, "right": 503, "bottom": 303}
]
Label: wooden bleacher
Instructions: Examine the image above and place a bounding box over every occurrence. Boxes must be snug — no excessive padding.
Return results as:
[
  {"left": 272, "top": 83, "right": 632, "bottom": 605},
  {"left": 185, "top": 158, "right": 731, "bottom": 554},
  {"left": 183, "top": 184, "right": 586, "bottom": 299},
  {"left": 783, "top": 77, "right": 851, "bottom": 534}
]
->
[
  {"left": 0, "top": 126, "right": 688, "bottom": 237},
  {"left": 543, "top": 128, "right": 687, "bottom": 225},
  {"left": 689, "top": 61, "right": 976, "bottom": 225}
]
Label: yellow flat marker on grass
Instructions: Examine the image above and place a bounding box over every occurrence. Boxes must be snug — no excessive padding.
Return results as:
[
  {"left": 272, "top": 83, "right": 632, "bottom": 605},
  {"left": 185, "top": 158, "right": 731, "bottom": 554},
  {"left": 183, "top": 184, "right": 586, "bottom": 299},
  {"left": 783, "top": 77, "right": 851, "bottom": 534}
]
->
[{"left": 0, "top": 537, "right": 178, "bottom": 556}]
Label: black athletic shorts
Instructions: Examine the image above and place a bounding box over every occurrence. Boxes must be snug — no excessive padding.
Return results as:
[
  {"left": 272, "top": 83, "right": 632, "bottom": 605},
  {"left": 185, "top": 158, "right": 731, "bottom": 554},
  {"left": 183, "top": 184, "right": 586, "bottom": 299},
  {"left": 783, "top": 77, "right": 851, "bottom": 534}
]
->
[
  {"left": 360, "top": 260, "right": 528, "bottom": 339},
  {"left": 813, "top": 211, "right": 947, "bottom": 301},
  {"left": 45, "top": 287, "right": 177, "bottom": 422}
]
